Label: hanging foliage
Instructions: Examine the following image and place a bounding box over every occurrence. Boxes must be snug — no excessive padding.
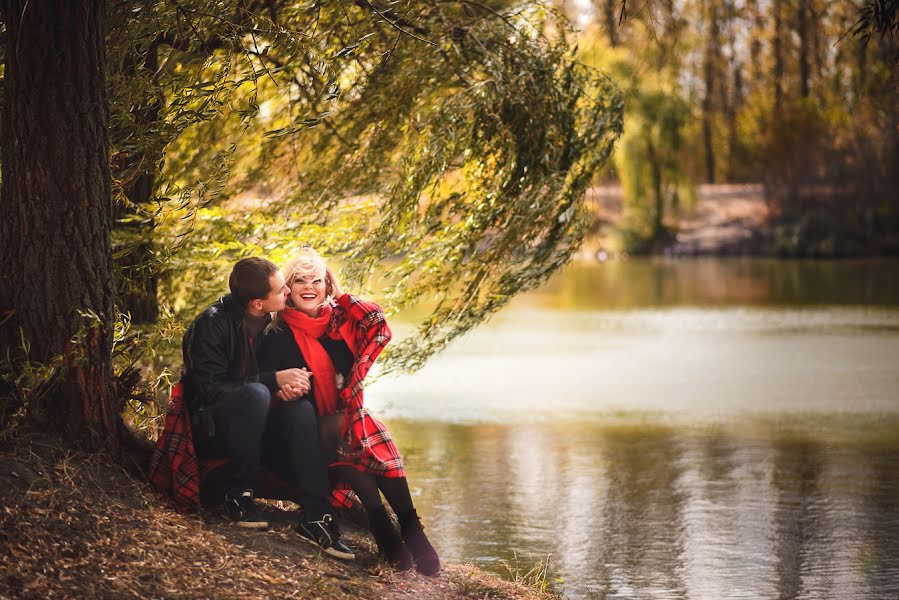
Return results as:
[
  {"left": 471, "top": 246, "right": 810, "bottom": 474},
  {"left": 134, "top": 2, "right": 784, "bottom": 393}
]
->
[{"left": 95, "top": 1, "right": 624, "bottom": 373}]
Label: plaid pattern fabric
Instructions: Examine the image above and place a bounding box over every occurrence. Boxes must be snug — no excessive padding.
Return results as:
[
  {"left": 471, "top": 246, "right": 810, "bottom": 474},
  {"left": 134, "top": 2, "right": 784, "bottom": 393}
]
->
[
  {"left": 147, "top": 382, "right": 202, "bottom": 513},
  {"left": 331, "top": 294, "right": 391, "bottom": 412},
  {"left": 334, "top": 407, "right": 406, "bottom": 478},
  {"left": 330, "top": 295, "right": 406, "bottom": 478},
  {"left": 148, "top": 382, "right": 361, "bottom": 511}
]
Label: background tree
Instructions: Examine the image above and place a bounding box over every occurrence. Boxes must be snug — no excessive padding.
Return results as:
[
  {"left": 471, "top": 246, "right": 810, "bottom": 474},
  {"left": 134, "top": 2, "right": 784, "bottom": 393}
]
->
[
  {"left": 569, "top": 0, "right": 898, "bottom": 255},
  {"left": 101, "top": 1, "right": 625, "bottom": 373}
]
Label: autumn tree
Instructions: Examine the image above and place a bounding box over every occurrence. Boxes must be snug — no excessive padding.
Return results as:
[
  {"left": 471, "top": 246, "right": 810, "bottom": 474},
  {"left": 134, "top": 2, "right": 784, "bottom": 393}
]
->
[{"left": 0, "top": 0, "right": 123, "bottom": 449}]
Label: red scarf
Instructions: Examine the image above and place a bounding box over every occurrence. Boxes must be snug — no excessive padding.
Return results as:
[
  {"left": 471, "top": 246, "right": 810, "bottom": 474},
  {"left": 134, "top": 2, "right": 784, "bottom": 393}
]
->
[{"left": 278, "top": 305, "right": 339, "bottom": 416}]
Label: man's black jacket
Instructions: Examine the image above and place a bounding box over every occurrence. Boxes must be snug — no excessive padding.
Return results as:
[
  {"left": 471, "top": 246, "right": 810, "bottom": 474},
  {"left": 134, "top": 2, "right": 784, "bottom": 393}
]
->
[{"left": 181, "top": 294, "right": 278, "bottom": 412}]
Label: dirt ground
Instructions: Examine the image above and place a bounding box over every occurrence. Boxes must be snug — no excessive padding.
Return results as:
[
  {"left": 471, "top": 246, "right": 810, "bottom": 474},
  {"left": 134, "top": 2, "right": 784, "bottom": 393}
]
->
[{"left": 0, "top": 431, "right": 553, "bottom": 600}]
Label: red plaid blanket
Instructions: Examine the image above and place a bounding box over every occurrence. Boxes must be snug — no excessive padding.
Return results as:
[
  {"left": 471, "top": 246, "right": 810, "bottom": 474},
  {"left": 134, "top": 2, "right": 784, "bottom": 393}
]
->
[
  {"left": 147, "top": 382, "right": 359, "bottom": 512},
  {"left": 147, "top": 382, "right": 201, "bottom": 512}
]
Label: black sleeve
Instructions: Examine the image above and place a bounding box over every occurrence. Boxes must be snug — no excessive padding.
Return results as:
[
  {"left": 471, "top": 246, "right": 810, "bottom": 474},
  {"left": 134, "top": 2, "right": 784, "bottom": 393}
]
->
[
  {"left": 184, "top": 316, "right": 277, "bottom": 408},
  {"left": 258, "top": 327, "right": 287, "bottom": 372}
]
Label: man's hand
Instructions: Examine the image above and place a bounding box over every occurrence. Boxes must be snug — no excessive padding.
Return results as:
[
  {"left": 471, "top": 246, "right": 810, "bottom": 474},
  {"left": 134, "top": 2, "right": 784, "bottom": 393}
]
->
[
  {"left": 326, "top": 266, "right": 343, "bottom": 300},
  {"left": 275, "top": 368, "right": 312, "bottom": 400}
]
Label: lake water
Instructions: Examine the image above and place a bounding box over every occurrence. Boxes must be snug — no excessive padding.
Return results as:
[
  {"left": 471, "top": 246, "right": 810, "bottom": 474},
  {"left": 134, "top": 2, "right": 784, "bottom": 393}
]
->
[{"left": 365, "top": 258, "right": 899, "bottom": 599}]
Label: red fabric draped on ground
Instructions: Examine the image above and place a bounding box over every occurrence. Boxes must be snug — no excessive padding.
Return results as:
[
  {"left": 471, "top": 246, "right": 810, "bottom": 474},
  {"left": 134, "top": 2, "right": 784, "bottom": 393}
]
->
[{"left": 147, "top": 382, "right": 358, "bottom": 512}]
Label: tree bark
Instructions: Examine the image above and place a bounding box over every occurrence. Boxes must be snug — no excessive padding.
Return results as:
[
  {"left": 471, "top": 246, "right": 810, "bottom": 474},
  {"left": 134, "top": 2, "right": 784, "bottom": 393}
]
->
[
  {"left": 773, "top": 0, "right": 784, "bottom": 111},
  {"left": 603, "top": 0, "right": 618, "bottom": 47},
  {"left": 798, "top": 0, "right": 810, "bottom": 98},
  {"left": 747, "top": 0, "right": 764, "bottom": 85},
  {"left": 648, "top": 138, "right": 664, "bottom": 239},
  {"left": 117, "top": 173, "right": 159, "bottom": 324},
  {"left": 0, "top": 0, "right": 118, "bottom": 450},
  {"left": 114, "top": 43, "right": 161, "bottom": 324},
  {"left": 702, "top": 0, "right": 719, "bottom": 183}
]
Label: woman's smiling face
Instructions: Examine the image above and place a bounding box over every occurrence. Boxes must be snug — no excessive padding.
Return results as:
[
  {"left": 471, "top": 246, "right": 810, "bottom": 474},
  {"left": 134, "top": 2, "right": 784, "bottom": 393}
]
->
[{"left": 289, "top": 270, "right": 327, "bottom": 316}]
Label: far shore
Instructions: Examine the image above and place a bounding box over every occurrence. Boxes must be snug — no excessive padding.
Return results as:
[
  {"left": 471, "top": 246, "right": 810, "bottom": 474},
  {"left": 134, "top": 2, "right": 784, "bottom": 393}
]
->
[{"left": 581, "top": 184, "right": 899, "bottom": 259}]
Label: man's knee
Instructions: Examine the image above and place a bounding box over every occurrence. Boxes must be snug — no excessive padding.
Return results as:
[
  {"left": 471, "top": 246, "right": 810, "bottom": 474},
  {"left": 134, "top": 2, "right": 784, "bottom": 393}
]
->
[{"left": 234, "top": 382, "right": 271, "bottom": 421}]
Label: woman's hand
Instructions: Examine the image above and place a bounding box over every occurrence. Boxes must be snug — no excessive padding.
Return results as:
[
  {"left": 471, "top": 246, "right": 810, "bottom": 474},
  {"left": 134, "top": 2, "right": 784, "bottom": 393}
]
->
[
  {"left": 326, "top": 266, "right": 344, "bottom": 300},
  {"left": 277, "top": 368, "right": 312, "bottom": 401}
]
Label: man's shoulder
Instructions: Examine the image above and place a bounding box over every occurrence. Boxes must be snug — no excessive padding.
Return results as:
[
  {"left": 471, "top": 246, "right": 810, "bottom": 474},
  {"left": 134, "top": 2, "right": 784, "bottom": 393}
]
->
[
  {"left": 198, "top": 298, "right": 224, "bottom": 319},
  {"left": 193, "top": 294, "right": 242, "bottom": 323},
  {"left": 185, "top": 296, "right": 235, "bottom": 340}
]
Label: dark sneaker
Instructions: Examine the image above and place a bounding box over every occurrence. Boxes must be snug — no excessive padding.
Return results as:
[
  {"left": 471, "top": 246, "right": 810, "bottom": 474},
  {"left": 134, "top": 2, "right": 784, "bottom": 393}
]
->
[
  {"left": 369, "top": 507, "right": 413, "bottom": 571},
  {"left": 296, "top": 513, "right": 355, "bottom": 560},
  {"left": 399, "top": 510, "right": 440, "bottom": 576},
  {"left": 224, "top": 489, "right": 269, "bottom": 529}
]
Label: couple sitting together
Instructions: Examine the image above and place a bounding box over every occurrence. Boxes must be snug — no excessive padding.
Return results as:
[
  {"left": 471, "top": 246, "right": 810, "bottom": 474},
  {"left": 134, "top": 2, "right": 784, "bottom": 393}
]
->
[{"left": 174, "top": 248, "right": 438, "bottom": 575}]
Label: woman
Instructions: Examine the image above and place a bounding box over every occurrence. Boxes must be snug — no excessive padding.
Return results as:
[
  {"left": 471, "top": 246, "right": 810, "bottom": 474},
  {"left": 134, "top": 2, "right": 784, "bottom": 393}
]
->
[{"left": 258, "top": 248, "right": 440, "bottom": 576}]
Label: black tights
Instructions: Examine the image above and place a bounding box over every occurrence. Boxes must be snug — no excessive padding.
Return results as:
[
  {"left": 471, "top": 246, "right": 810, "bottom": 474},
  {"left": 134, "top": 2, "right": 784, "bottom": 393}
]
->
[
  {"left": 340, "top": 467, "right": 415, "bottom": 515},
  {"left": 320, "top": 412, "right": 415, "bottom": 516}
]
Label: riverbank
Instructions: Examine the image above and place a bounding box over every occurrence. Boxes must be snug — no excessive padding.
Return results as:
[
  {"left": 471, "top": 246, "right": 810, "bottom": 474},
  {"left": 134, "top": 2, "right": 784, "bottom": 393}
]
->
[
  {"left": 0, "top": 431, "right": 556, "bottom": 599},
  {"left": 583, "top": 184, "right": 899, "bottom": 259}
]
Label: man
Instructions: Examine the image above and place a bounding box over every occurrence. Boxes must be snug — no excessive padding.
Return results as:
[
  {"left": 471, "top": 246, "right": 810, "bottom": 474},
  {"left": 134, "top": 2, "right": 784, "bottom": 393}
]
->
[{"left": 182, "top": 257, "right": 353, "bottom": 560}]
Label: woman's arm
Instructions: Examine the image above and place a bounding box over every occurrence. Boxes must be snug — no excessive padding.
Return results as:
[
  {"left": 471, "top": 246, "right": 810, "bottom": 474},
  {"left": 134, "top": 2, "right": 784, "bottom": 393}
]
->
[
  {"left": 335, "top": 293, "right": 391, "bottom": 411},
  {"left": 323, "top": 266, "right": 391, "bottom": 411}
]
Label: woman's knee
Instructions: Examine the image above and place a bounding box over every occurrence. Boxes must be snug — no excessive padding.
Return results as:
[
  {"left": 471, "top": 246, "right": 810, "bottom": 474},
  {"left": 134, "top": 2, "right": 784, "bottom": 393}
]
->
[{"left": 280, "top": 399, "right": 317, "bottom": 430}]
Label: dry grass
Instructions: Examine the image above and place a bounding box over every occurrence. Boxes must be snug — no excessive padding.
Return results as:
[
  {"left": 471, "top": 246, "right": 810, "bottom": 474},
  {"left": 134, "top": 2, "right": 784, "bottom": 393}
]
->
[{"left": 0, "top": 431, "right": 552, "bottom": 599}]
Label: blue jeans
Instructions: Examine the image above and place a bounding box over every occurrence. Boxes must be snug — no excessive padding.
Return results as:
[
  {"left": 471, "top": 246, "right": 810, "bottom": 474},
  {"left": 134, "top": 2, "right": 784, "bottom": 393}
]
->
[{"left": 194, "top": 383, "right": 331, "bottom": 519}]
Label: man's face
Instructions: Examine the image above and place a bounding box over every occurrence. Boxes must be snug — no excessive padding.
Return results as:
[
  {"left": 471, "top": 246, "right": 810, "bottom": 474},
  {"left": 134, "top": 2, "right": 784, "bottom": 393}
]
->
[{"left": 251, "top": 271, "right": 288, "bottom": 314}]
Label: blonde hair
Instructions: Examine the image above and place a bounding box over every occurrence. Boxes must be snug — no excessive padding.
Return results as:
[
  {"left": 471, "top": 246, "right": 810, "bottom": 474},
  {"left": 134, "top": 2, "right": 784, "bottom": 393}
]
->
[{"left": 282, "top": 247, "right": 327, "bottom": 289}]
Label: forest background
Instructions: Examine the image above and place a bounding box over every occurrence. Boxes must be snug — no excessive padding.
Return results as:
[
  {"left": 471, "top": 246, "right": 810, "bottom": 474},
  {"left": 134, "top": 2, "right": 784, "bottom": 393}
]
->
[{"left": 572, "top": 0, "right": 898, "bottom": 258}]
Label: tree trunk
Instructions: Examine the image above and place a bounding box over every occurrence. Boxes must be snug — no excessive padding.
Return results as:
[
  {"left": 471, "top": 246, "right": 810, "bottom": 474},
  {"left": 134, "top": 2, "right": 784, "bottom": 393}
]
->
[
  {"left": 114, "top": 44, "right": 161, "bottom": 324},
  {"left": 857, "top": 38, "right": 868, "bottom": 94},
  {"left": 725, "top": 0, "right": 742, "bottom": 180},
  {"left": 747, "top": 0, "right": 764, "bottom": 85},
  {"left": 811, "top": 2, "right": 824, "bottom": 95},
  {"left": 702, "top": 1, "right": 719, "bottom": 183},
  {"left": 117, "top": 173, "right": 159, "bottom": 324},
  {"left": 0, "top": 0, "right": 118, "bottom": 450},
  {"left": 798, "top": 0, "right": 810, "bottom": 98},
  {"left": 603, "top": 0, "right": 618, "bottom": 47},
  {"left": 648, "top": 138, "right": 664, "bottom": 239},
  {"left": 773, "top": 0, "right": 784, "bottom": 111}
]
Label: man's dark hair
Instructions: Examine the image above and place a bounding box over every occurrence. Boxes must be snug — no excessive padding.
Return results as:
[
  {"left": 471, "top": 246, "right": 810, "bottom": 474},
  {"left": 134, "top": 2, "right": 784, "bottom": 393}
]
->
[{"left": 229, "top": 257, "right": 279, "bottom": 306}]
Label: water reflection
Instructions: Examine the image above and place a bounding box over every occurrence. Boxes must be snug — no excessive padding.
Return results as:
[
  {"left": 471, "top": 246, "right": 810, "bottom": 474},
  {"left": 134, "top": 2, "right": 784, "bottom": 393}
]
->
[
  {"left": 772, "top": 438, "right": 823, "bottom": 600},
  {"left": 371, "top": 260, "right": 899, "bottom": 598},
  {"left": 375, "top": 306, "right": 899, "bottom": 422},
  {"left": 389, "top": 419, "right": 899, "bottom": 599}
]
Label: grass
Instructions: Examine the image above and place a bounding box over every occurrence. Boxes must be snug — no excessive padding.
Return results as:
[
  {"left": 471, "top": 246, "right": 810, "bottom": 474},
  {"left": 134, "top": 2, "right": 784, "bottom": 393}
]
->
[{"left": 499, "top": 551, "right": 564, "bottom": 598}]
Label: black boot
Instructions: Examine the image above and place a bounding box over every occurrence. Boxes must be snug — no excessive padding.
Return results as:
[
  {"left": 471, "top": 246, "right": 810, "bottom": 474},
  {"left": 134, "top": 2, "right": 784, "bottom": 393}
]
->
[
  {"left": 369, "top": 507, "right": 413, "bottom": 571},
  {"left": 398, "top": 509, "right": 440, "bottom": 576}
]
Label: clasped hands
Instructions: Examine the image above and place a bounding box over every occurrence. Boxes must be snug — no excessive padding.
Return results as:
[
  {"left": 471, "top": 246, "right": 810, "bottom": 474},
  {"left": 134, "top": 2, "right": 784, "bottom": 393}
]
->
[{"left": 275, "top": 367, "right": 312, "bottom": 401}]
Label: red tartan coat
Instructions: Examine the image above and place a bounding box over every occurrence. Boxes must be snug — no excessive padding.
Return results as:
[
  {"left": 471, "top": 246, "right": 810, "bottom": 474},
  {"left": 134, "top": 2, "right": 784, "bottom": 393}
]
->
[
  {"left": 147, "top": 382, "right": 201, "bottom": 512},
  {"left": 325, "top": 294, "right": 405, "bottom": 478}
]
